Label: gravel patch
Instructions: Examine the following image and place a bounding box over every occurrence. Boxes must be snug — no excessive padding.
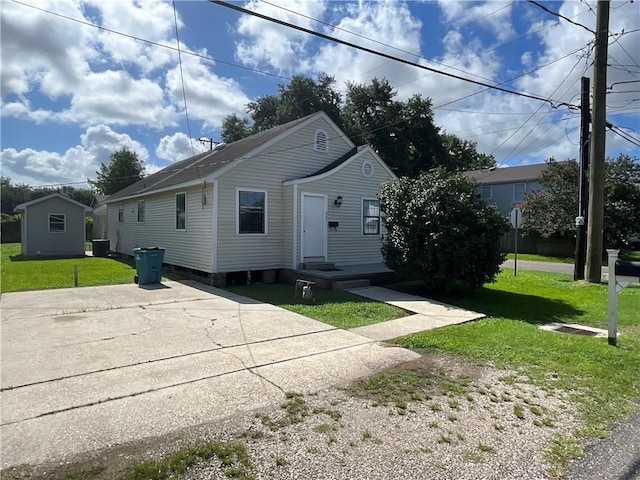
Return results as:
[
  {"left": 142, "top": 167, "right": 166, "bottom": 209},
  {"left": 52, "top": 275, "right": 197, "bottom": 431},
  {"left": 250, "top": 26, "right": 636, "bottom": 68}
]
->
[{"left": 182, "top": 355, "right": 580, "bottom": 480}]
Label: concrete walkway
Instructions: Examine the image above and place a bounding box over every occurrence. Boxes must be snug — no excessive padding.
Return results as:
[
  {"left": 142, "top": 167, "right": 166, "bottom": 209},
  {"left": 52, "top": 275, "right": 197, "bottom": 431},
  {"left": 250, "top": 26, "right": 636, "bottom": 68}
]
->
[
  {"left": 0, "top": 281, "right": 419, "bottom": 469},
  {"left": 346, "top": 286, "right": 485, "bottom": 341}
]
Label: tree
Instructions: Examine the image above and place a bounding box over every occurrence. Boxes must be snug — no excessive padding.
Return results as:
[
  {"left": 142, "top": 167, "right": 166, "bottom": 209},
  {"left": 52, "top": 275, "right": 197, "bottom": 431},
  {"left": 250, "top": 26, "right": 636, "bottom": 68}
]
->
[
  {"left": 221, "top": 114, "right": 250, "bottom": 143},
  {"left": 220, "top": 74, "right": 495, "bottom": 176},
  {"left": 379, "top": 168, "right": 508, "bottom": 292},
  {"left": 520, "top": 159, "right": 578, "bottom": 240},
  {"left": 90, "top": 148, "right": 144, "bottom": 195},
  {"left": 1, "top": 177, "right": 31, "bottom": 214},
  {"left": 440, "top": 133, "right": 496, "bottom": 171},
  {"left": 520, "top": 155, "right": 640, "bottom": 248}
]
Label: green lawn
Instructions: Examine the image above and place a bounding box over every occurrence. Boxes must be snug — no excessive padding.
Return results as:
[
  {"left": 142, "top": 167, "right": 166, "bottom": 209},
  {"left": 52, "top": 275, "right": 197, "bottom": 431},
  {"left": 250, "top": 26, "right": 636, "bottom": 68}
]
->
[
  {"left": 507, "top": 250, "right": 640, "bottom": 263},
  {"left": 392, "top": 269, "right": 640, "bottom": 448},
  {"left": 224, "top": 284, "right": 406, "bottom": 329},
  {"left": 1, "top": 243, "right": 137, "bottom": 293}
]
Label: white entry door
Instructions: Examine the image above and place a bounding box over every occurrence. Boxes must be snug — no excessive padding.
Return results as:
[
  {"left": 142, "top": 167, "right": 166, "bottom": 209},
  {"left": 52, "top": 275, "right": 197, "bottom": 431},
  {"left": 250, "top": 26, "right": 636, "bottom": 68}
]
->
[{"left": 302, "top": 194, "right": 326, "bottom": 259}]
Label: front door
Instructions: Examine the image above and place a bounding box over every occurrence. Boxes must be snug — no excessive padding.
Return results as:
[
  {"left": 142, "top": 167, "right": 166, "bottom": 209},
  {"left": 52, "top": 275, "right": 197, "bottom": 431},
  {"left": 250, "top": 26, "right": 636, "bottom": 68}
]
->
[{"left": 302, "top": 194, "right": 326, "bottom": 260}]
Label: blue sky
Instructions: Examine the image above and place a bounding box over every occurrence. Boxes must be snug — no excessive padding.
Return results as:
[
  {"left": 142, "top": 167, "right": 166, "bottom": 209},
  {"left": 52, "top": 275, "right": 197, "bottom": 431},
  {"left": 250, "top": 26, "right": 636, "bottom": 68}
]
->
[{"left": 1, "top": 0, "right": 638, "bottom": 188}]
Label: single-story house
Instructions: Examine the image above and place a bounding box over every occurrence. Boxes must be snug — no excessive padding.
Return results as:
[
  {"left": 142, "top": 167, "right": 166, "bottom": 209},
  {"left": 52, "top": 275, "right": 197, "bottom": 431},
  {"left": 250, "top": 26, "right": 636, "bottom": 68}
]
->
[
  {"left": 14, "top": 192, "right": 93, "bottom": 257},
  {"left": 463, "top": 163, "right": 548, "bottom": 215},
  {"left": 105, "top": 111, "right": 397, "bottom": 285}
]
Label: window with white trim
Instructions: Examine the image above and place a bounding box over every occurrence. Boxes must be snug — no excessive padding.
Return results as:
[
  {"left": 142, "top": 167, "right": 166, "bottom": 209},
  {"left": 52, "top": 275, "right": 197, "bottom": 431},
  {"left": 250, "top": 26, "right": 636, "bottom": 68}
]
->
[
  {"left": 137, "top": 200, "right": 145, "bottom": 223},
  {"left": 314, "top": 129, "right": 328, "bottom": 152},
  {"left": 176, "top": 193, "right": 186, "bottom": 230},
  {"left": 238, "top": 190, "right": 266, "bottom": 234},
  {"left": 48, "top": 214, "right": 66, "bottom": 233},
  {"left": 118, "top": 204, "right": 124, "bottom": 223},
  {"left": 480, "top": 185, "right": 492, "bottom": 200},
  {"left": 362, "top": 198, "right": 380, "bottom": 235},
  {"left": 514, "top": 183, "right": 526, "bottom": 202}
]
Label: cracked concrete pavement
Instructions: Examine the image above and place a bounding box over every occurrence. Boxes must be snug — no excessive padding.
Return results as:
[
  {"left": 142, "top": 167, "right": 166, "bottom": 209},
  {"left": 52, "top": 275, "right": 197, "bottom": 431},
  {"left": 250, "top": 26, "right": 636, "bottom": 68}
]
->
[{"left": 0, "top": 280, "right": 419, "bottom": 469}]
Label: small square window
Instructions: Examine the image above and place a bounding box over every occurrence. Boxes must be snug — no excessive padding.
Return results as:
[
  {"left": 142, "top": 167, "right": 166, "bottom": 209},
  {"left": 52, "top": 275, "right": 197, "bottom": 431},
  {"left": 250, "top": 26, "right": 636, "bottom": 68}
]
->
[
  {"left": 49, "top": 214, "right": 66, "bottom": 233},
  {"left": 480, "top": 185, "right": 492, "bottom": 200},
  {"left": 176, "top": 193, "right": 186, "bottom": 230}
]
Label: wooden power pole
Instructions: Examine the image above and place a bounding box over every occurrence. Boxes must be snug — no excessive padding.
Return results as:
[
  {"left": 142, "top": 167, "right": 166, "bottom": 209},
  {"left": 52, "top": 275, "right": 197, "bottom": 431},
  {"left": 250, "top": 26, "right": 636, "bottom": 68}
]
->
[
  {"left": 574, "top": 76, "right": 590, "bottom": 281},
  {"left": 586, "top": 0, "right": 610, "bottom": 283}
]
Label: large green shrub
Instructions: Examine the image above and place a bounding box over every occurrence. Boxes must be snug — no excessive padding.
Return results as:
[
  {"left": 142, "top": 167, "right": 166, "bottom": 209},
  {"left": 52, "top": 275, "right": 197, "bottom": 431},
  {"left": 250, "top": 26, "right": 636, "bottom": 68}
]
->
[{"left": 380, "top": 168, "right": 509, "bottom": 292}]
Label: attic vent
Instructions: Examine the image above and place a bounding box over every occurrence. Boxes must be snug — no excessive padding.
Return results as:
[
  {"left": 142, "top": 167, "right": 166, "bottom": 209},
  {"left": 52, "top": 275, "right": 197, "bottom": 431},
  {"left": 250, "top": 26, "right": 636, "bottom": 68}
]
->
[
  {"left": 362, "top": 160, "right": 374, "bottom": 177},
  {"left": 314, "top": 130, "right": 328, "bottom": 152}
]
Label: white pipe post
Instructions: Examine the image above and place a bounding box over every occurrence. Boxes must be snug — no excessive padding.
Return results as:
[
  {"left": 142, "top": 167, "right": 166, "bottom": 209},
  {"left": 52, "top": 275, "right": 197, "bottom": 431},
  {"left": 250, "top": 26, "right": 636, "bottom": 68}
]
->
[{"left": 606, "top": 249, "right": 619, "bottom": 346}]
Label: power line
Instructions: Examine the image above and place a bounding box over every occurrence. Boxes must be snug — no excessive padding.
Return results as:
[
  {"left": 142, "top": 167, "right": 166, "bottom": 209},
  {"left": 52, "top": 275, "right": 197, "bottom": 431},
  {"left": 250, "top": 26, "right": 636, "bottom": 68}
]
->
[
  {"left": 172, "top": 0, "right": 197, "bottom": 163},
  {"left": 526, "top": 0, "right": 595, "bottom": 34},
  {"left": 211, "top": 0, "right": 580, "bottom": 111}
]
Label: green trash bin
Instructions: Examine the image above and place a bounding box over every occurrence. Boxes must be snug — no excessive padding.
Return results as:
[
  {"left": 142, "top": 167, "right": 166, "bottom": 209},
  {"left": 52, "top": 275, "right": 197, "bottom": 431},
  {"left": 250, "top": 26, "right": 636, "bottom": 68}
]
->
[{"left": 132, "top": 247, "right": 165, "bottom": 285}]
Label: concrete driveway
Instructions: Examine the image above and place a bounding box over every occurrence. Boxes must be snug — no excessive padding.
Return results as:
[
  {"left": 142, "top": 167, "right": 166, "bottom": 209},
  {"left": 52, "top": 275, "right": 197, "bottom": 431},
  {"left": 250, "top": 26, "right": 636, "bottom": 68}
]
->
[{"left": 0, "top": 280, "right": 418, "bottom": 469}]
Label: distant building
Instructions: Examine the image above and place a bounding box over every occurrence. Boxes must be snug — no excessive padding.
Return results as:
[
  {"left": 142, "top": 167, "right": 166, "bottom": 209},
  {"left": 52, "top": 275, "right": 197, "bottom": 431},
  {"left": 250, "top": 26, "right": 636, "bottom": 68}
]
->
[{"left": 463, "top": 163, "right": 548, "bottom": 215}]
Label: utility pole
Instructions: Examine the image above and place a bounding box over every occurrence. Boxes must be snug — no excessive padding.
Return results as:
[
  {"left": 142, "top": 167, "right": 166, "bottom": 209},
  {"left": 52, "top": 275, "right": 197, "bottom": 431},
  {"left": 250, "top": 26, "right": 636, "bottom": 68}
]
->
[
  {"left": 574, "top": 76, "right": 590, "bottom": 281},
  {"left": 586, "top": 0, "right": 610, "bottom": 283}
]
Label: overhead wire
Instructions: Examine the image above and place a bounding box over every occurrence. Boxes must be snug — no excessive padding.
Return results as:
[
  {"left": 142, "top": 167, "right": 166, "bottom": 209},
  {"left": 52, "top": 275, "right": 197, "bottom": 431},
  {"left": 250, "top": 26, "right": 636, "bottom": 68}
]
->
[
  {"left": 211, "top": 0, "right": 580, "bottom": 111},
  {"left": 526, "top": 0, "right": 595, "bottom": 34}
]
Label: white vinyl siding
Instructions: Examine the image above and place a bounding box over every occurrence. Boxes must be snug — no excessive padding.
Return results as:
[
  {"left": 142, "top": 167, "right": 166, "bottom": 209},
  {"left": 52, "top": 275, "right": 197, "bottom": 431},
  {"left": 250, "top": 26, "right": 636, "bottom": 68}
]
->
[
  {"left": 215, "top": 117, "right": 354, "bottom": 272},
  {"left": 107, "top": 185, "right": 213, "bottom": 272},
  {"left": 291, "top": 150, "right": 395, "bottom": 266}
]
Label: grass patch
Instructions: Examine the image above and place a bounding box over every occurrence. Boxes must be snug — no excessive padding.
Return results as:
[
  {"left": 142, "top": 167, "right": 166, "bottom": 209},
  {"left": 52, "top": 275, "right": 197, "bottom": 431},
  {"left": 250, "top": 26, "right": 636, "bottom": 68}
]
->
[
  {"left": 1, "top": 243, "right": 137, "bottom": 293},
  {"left": 224, "top": 283, "right": 406, "bottom": 328},
  {"left": 506, "top": 251, "right": 639, "bottom": 263},
  {"left": 121, "top": 440, "right": 252, "bottom": 480},
  {"left": 392, "top": 269, "right": 640, "bottom": 474}
]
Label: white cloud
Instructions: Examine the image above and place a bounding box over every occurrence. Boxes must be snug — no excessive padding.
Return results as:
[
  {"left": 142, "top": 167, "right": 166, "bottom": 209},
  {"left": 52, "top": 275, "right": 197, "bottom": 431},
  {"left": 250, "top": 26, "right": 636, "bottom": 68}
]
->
[
  {"left": 164, "top": 51, "right": 251, "bottom": 130},
  {"left": 437, "top": 1, "right": 514, "bottom": 42},
  {"left": 0, "top": 126, "right": 148, "bottom": 187},
  {"left": 234, "top": 0, "right": 327, "bottom": 73},
  {"left": 156, "top": 132, "right": 208, "bottom": 162}
]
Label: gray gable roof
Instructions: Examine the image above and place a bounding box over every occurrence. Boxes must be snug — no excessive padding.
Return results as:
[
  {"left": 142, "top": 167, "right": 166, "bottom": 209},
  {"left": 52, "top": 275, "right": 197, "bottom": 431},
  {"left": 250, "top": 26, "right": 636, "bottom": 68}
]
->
[
  {"left": 463, "top": 163, "right": 549, "bottom": 185},
  {"left": 107, "top": 113, "right": 319, "bottom": 202},
  {"left": 14, "top": 192, "right": 93, "bottom": 213}
]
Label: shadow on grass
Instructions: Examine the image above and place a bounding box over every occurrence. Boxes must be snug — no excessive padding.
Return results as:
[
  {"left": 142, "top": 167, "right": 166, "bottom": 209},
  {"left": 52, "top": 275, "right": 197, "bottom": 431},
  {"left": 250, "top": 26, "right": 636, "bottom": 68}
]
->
[
  {"left": 388, "top": 281, "right": 584, "bottom": 325},
  {"left": 224, "top": 283, "right": 381, "bottom": 307}
]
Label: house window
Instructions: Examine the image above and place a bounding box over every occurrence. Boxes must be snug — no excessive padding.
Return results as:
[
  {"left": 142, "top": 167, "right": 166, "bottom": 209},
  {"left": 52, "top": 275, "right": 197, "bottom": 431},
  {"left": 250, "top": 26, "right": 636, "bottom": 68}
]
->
[
  {"left": 118, "top": 204, "right": 124, "bottom": 223},
  {"left": 362, "top": 198, "right": 380, "bottom": 235},
  {"left": 481, "top": 185, "right": 492, "bottom": 200},
  {"left": 238, "top": 189, "right": 267, "bottom": 234},
  {"left": 48, "top": 214, "right": 66, "bottom": 233},
  {"left": 137, "top": 200, "right": 145, "bottom": 223},
  {"left": 514, "top": 183, "right": 526, "bottom": 202},
  {"left": 314, "top": 130, "right": 328, "bottom": 152},
  {"left": 176, "top": 193, "right": 186, "bottom": 230}
]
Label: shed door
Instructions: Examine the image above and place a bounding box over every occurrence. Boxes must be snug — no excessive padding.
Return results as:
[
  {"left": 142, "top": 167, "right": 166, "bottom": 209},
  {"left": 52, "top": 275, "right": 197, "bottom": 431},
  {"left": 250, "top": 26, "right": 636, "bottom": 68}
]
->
[{"left": 302, "top": 194, "right": 326, "bottom": 259}]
